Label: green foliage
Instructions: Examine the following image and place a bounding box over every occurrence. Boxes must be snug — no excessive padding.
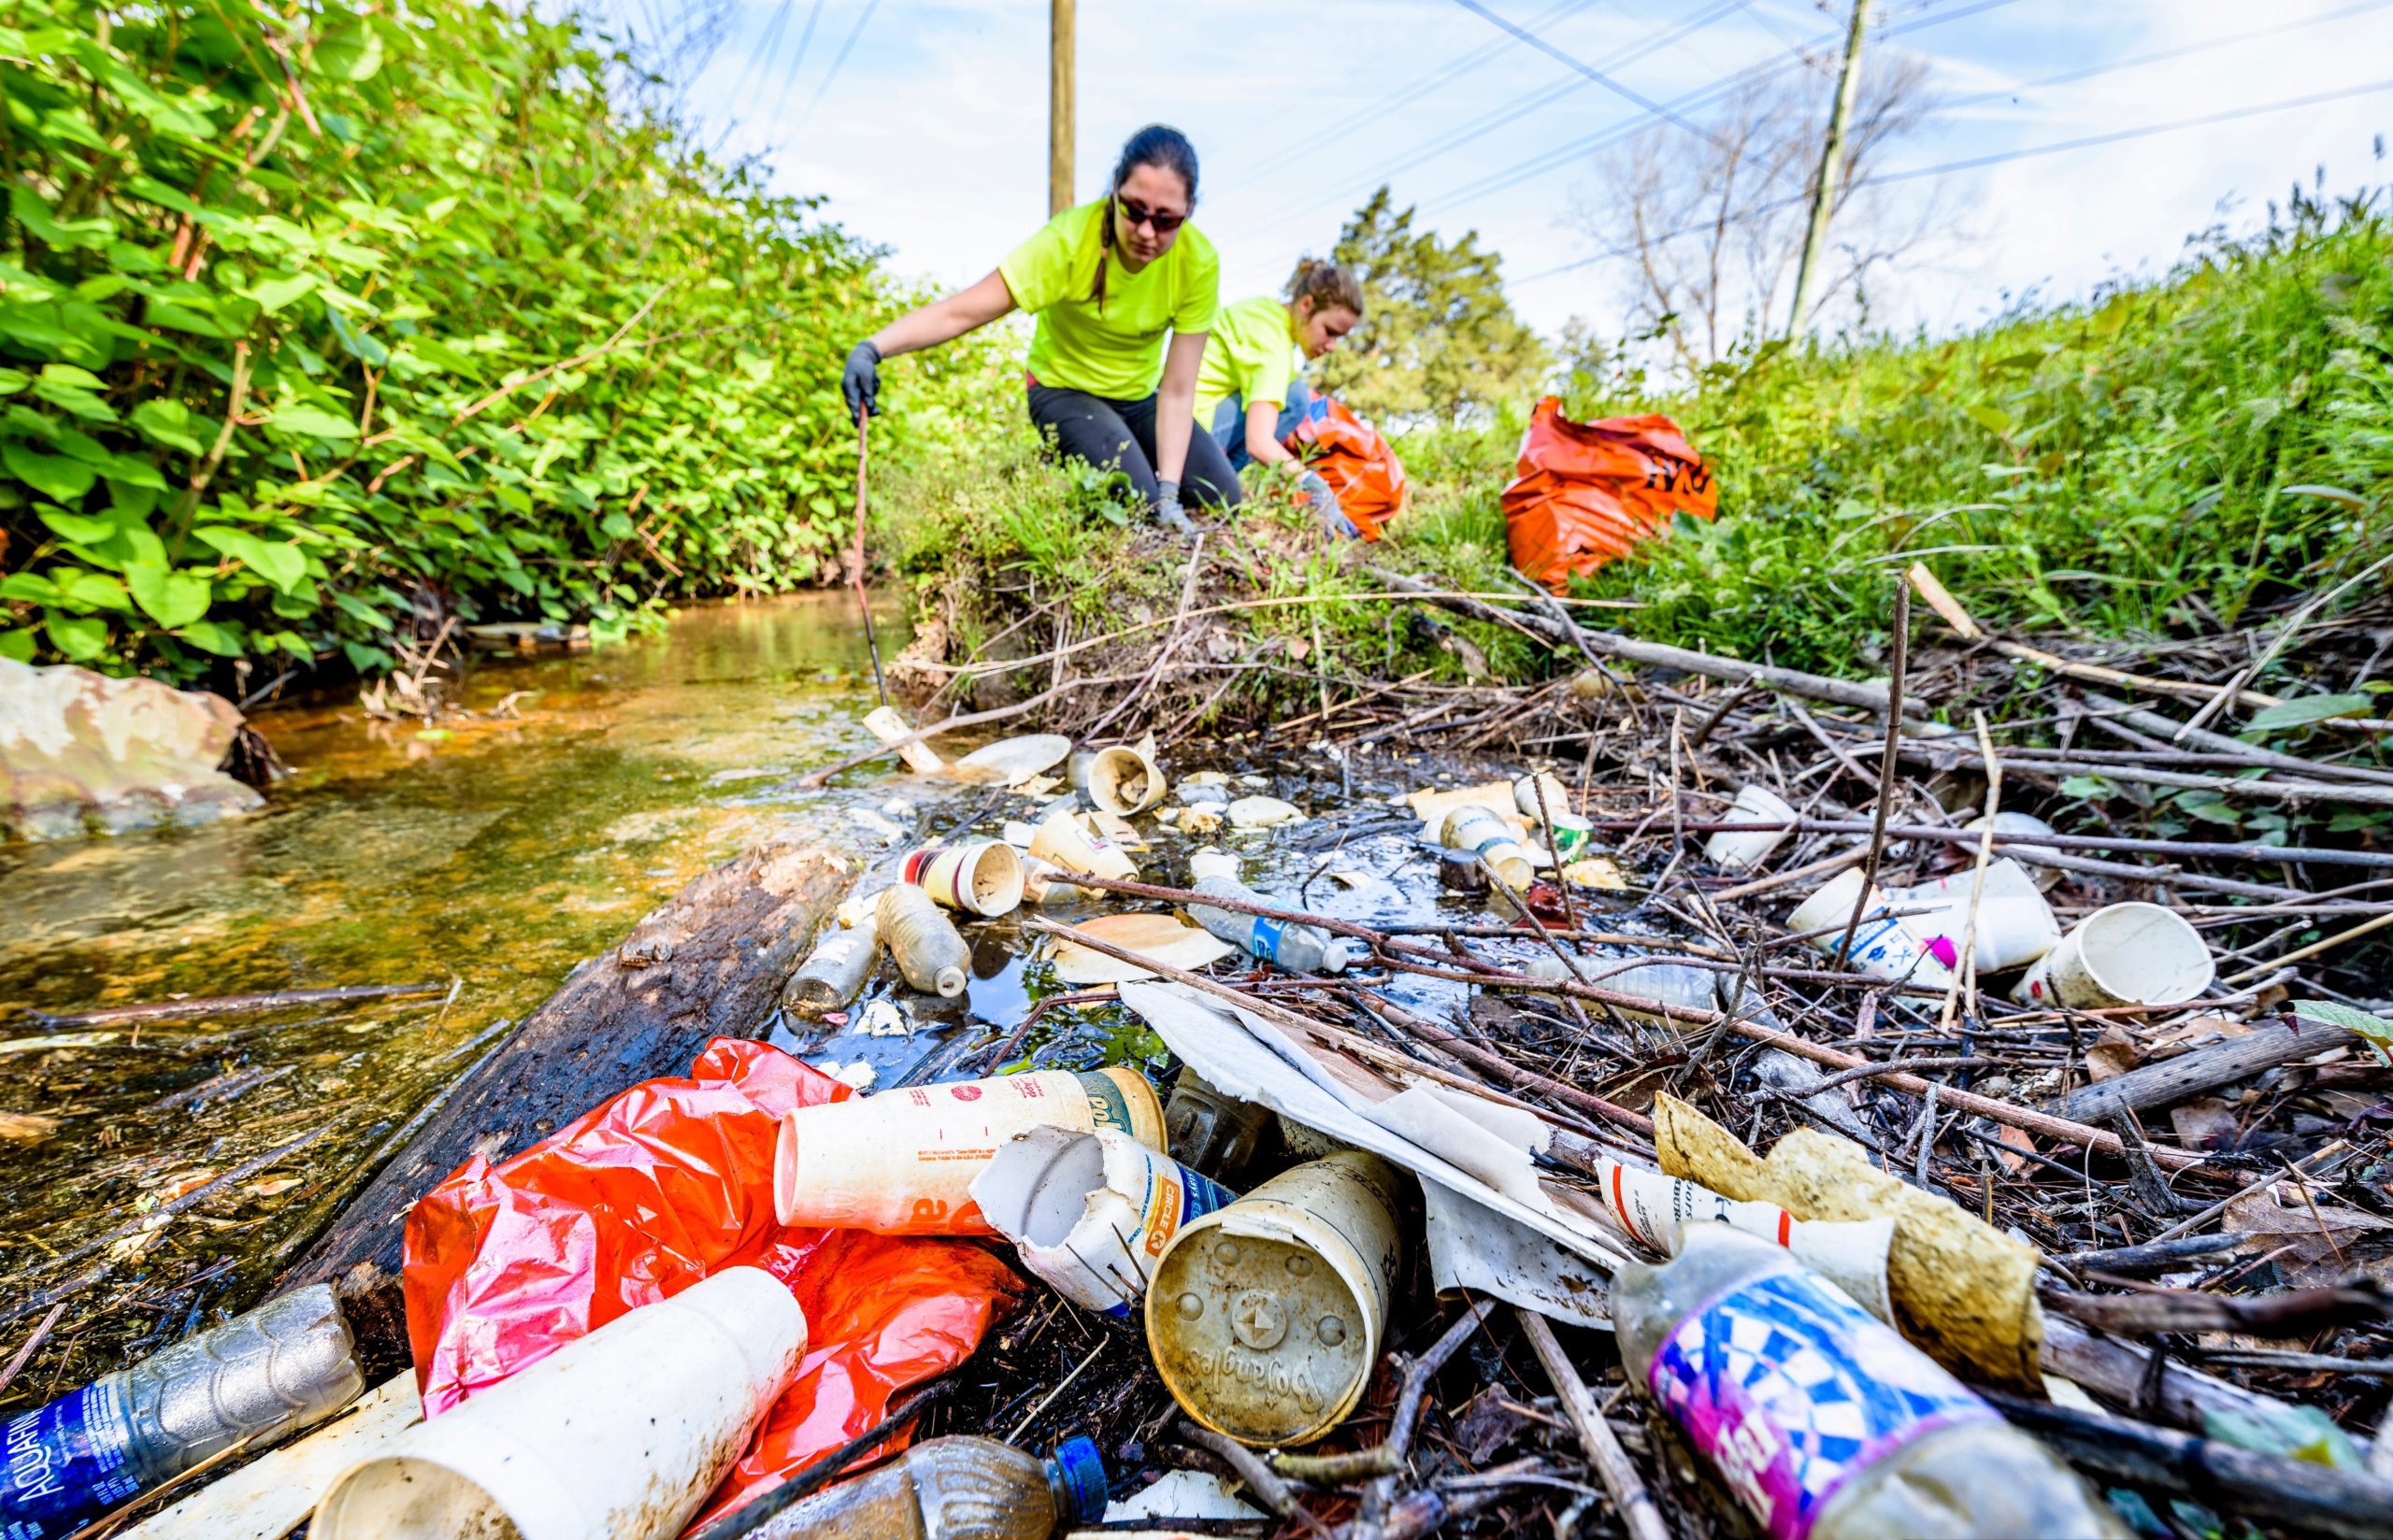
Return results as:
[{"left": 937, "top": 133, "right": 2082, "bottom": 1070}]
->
[
  {"left": 1399, "top": 188, "right": 2393, "bottom": 681},
  {"left": 1312, "top": 188, "right": 1548, "bottom": 432},
  {"left": 0, "top": 1, "right": 929, "bottom": 682}
]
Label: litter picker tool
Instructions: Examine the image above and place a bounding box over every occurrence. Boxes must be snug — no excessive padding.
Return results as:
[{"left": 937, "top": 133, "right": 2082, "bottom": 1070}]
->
[{"left": 852, "top": 406, "right": 888, "bottom": 706}]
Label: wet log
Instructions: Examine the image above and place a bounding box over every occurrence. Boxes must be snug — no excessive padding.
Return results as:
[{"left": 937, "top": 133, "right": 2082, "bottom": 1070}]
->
[{"left": 274, "top": 841, "right": 854, "bottom": 1369}]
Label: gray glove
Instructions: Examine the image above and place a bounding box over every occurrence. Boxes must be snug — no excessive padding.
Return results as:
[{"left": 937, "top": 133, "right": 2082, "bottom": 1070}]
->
[
  {"left": 841, "top": 340, "right": 881, "bottom": 420},
  {"left": 1300, "top": 470, "right": 1358, "bottom": 538},
  {"left": 1154, "top": 478, "right": 1196, "bottom": 535}
]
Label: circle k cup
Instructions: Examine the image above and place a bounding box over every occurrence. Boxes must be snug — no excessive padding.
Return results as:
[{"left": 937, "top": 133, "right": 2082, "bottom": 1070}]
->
[
  {"left": 2012, "top": 902, "right": 2214, "bottom": 1008},
  {"left": 901, "top": 839, "right": 1025, "bottom": 917}
]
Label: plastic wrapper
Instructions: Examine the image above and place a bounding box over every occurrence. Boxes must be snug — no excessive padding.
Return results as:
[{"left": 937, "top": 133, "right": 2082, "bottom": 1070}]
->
[
  {"left": 1501, "top": 397, "right": 1715, "bottom": 590},
  {"left": 1282, "top": 394, "right": 1410, "bottom": 540},
  {"left": 402, "top": 1037, "right": 1020, "bottom": 1532}
]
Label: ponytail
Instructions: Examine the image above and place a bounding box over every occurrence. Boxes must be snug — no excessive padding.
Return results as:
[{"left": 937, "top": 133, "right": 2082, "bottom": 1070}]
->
[
  {"left": 1090, "top": 123, "right": 1200, "bottom": 313},
  {"left": 1286, "top": 257, "right": 1365, "bottom": 318}
]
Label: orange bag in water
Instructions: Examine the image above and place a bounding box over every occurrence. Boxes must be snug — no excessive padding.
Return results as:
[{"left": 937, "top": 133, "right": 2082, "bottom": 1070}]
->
[
  {"left": 403, "top": 1036, "right": 1019, "bottom": 1531},
  {"left": 1502, "top": 397, "right": 1715, "bottom": 589},
  {"left": 1283, "top": 394, "right": 1410, "bottom": 540}
]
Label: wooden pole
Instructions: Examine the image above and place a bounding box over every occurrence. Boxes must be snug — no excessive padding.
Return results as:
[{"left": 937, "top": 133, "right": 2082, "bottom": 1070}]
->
[
  {"left": 1049, "top": 0, "right": 1074, "bottom": 216},
  {"left": 1787, "top": 0, "right": 1870, "bottom": 335}
]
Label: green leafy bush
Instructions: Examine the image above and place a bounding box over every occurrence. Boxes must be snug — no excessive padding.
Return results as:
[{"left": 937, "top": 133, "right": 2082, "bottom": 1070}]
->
[{"left": 2, "top": 1, "right": 924, "bottom": 682}]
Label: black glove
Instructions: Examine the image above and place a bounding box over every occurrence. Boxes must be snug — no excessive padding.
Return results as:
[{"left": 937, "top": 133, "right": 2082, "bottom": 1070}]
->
[
  {"left": 841, "top": 340, "right": 881, "bottom": 421},
  {"left": 1154, "top": 478, "right": 1196, "bottom": 536}
]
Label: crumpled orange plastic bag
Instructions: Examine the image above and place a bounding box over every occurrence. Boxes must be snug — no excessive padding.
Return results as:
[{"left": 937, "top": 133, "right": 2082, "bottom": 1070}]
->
[
  {"left": 1502, "top": 397, "right": 1715, "bottom": 589},
  {"left": 1283, "top": 393, "right": 1410, "bottom": 540},
  {"left": 403, "top": 1036, "right": 1019, "bottom": 1531}
]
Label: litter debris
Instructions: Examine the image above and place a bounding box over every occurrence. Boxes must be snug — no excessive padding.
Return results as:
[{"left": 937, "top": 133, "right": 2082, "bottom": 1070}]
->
[
  {"left": 901, "top": 839, "right": 1026, "bottom": 917},
  {"left": 1440, "top": 805, "right": 1534, "bottom": 887},
  {"left": 1045, "top": 912, "right": 1236, "bottom": 984},
  {"left": 1705, "top": 782, "right": 1798, "bottom": 871},
  {"left": 1185, "top": 848, "right": 1358, "bottom": 974},
  {"left": 853, "top": 997, "right": 918, "bottom": 1037},
  {"left": 864, "top": 704, "right": 946, "bottom": 774},
  {"left": 1225, "top": 793, "right": 1303, "bottom": 829},
  {"left": 773, "top": 1067, "right": 1164, "bottom": 1234},
  {"left": 1082, "top": 733, "right": 1168, "bottom": 816},
  {"left": 2015, "top": 900, "right": 2214, "bottom": 1007},
  {"left": 1103, "top": 1469, "right": 1267, "bottom": 1522},
  {"left": 1029, "top": 807, "right": 1139, "bottom": 880},
  {"left": 877, "top": 884, "right": 969, "bottom": 997},
  {"left": 953, "top": 734, "right": 1072, "bottom": 787},
  {"left": 740, "top": 1435, "right": 1106, "bottom": 1540},
  {"left": 971, "top": 1125, "right": 1234, "bottom": 1314},
  {"left": 1786, "top": 867, "right": 1954, "bottom": 982},
  {"left": 784, "top": 917, "right": 880, "bottom": 1015}
]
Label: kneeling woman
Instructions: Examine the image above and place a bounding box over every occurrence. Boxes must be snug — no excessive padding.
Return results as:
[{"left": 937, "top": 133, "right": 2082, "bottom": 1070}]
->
[
  {"left": 1194, "top": 260, "right": 1364, "bottom": 535},
  {"left": 840, "top": 125, "right": 1235, "bottom": 532}
]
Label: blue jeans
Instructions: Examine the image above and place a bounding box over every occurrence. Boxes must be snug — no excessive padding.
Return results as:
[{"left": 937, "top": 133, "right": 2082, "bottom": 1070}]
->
[{"left": 1208, "top": 376, "right": 1314, "bottom": 471}]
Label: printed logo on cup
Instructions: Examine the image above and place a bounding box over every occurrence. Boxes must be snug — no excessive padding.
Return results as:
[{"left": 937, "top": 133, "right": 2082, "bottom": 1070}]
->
[{"left": 952, "top": 1084, "right": 983, "bottom": 1102}]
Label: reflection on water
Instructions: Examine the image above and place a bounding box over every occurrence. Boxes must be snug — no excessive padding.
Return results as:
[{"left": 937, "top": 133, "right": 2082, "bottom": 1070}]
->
[{"left": 0, "top": 595, "right": 921, "bottom": 1384}]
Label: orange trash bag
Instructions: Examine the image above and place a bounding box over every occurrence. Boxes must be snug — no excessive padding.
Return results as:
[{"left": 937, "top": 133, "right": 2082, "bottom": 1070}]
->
[
  {"left": 1282, "top": 393, "right": 1410, "bottom": 540},
  {"left": 403, "top": 1036, "right": 1020, "bottom": 1532},
  {"left": 1501, "top": 397, "right": 1716, "bottom": 590}
]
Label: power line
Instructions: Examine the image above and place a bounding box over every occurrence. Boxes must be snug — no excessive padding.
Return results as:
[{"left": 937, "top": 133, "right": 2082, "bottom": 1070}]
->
[
  {"left": 1414, "top": 0, "right": 2017, "bottom": 220},
  {"left": 1442, "top": 0, "right": 1725, "bottom": 145},
  {"left": 1508, "top": 74, "right": 2393, "bottom": 289},
  {"left": 795, "top": 0, "right": 881, "bottom": 131},
  {"left": 765, "top": 0, "right": 831, "bottom": 120},
  {"left": 1221, "top": 0, "right": 1610, "bottom": 185},
  {"left": 1942, "top": 0, "right": 2393, "bottom": 111}
]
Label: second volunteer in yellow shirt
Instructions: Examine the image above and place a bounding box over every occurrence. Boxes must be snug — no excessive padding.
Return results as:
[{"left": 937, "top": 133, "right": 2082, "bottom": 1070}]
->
[
  {"left": 840, "top": 125, "right": 1234, "bottom": 535},
  {"left": 1194, "top": 260, "right": 1365, "bottom": 536}
]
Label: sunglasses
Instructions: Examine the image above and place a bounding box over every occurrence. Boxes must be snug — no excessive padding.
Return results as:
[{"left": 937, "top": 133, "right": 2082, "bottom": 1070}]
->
[{"left": 1115, "top": 195, "right": 1186, "bottom": 235}]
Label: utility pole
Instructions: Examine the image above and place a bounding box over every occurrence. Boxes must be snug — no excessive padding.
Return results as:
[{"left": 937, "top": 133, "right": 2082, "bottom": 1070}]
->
[
  {"left": 1049, "top": 0, "right": 1074, "bottom": 216},
  {"left": 1787, "top": 0, "right": 1870, "bottom": 337}
]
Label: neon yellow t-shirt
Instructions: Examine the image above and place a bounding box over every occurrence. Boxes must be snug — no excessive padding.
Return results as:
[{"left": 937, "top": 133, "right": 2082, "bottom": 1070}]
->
[
  {"left": 999, "top": 199, "right": 1220, "bottom": 400},
  {"left": 1193, "top": 294, "right": 1301, "bottom": 427}
]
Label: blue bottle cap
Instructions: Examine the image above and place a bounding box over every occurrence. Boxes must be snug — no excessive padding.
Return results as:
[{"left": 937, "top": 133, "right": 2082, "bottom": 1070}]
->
[{"left": 1050, "top": 1435, "right": 1110, "bottom": 1524}]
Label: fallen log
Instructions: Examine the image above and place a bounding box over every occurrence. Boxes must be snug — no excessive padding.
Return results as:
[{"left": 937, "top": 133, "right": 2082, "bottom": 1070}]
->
[
  {"left": 2058, "top": 1017, "right": 2354, "bottom": 1123},
  {"left": 273, "top": 841, "right": 853, "bottom": 1370}
]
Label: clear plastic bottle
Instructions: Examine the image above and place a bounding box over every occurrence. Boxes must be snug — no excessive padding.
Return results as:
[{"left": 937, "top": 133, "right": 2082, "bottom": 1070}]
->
[
  {"left": 876, "top": 884, "right": 968, "bottom": 997},
  {"left": 1184, "top": 852, "right": 1354, "bottom": 975},
  {"left": 1614, "top": 1224, "right": 2126, "bottom": 1540},
  {"left": 1, "top": 1284, "right": 362, "bottom": 1538},
  {"left": 785, "top": 915, "right": 881, "bottom": 1014},
  {"left": 747, "top": 1434, "right": 1107, "bottom": 1540}
]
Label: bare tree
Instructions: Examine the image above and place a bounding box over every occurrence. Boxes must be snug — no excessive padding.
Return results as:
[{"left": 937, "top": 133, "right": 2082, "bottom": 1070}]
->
[{"left": 1567, "top": 46, "right": 1942, "bottom": 372}]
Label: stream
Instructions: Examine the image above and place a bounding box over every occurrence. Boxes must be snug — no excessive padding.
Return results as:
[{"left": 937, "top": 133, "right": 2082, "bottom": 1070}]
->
[{"left": 0, "top": 593, "right": 1541, "bottom": 1400}]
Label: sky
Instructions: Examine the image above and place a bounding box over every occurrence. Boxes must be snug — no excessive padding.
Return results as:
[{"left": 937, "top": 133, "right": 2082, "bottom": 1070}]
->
[{"left": 577, "top": 0, "right": 2393, "bottom": 343}]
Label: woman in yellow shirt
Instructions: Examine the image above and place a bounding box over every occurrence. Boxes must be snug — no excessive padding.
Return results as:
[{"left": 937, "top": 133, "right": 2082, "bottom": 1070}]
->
[
  {"left": 1194, "top": 261, "right": 1365, "bottom": 535},
  {"left": 839, "top": 126, "right": 1232, "bottom": 534}
]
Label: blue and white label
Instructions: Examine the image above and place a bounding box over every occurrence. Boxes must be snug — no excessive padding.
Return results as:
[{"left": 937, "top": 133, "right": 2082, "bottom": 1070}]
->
[
  {"left": 1648, "top": 1269, "right": 1994, "bottom": 1540},
  {"left": 1250, "top": 916, "right": 1287, "bottom": 965},
  {"left": 3, "top": 1384, "right": 142, "bottom": 1540}
]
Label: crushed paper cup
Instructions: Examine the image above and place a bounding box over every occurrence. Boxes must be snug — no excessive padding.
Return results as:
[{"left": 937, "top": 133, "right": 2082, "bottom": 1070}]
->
[{"left": 972, "top": 1126, "right": 1235, "bottom": 1315}]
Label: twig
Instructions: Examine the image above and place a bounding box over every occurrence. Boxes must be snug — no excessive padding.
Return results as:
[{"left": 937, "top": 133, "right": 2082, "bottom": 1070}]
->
[
  {"left": 23, "top": 982, "right": 446, "bottom": 1029},
  {"left": 1834, "top": 579, "right": 1909, "bottom": 965},
  {"left": 1517, "top": 1310, "right": 1670, "bottom": 1540}
]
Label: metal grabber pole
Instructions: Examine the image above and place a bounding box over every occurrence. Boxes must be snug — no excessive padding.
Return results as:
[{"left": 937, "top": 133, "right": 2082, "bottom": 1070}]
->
[{"left": 851, "top": 406, "right": 888, "bottom": 706}]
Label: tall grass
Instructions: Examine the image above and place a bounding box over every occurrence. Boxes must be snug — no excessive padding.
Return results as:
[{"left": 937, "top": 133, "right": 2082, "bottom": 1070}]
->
[{"left": 1391, "top": 186, "right": 2393, "bottom": 678}]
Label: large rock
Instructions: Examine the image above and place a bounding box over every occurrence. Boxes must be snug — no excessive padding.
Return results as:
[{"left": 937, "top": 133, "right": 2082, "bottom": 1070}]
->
[{"left": 0, "top": 659, "right": 264, "bottom": 838}]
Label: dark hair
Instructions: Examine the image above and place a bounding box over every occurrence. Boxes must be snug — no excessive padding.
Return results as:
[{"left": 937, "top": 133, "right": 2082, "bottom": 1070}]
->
[
  {"left": 1286, "top": 258, "right": 1365, "bottom": 318},
  {"left": 1093, "top": 124, "right": 1199, "bottom": 311}
]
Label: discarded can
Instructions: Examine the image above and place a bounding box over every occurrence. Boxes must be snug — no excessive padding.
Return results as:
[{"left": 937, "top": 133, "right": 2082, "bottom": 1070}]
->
[
  {"left": 316, "top": 1266, "right": 804, "bottom": 1540},
  {"left": 1145, "top": 1151, "right": 1405, "bottom": 1447},
  {"left": 1165, "top": 1067, "right": 1275, "bottom": 1179},
  {"left": 1615, "top": 1224, "right": 2127, "bottom": 1540},
  {"left": 2013, "top": 901, "right": 2214, "bottom": 1008},
  {"left": 1786, "top": 869, "right": 1952, "bottom": 983},
  {"left": 876, "top": 884, "right": 969, "bottom": 998},
  {"left": 741, "top": 1434, "right": 1108, "bottom": 1540},
  {"left": 0, "top": 1285, "right": 361, "bottom": 1540},
  {"left": 972, "top": 1126, "right": 1236, "bottom": 1314},
  {"left": 902, "top": 839, "right": 1026, "bottom": 917},
  {"left": 1437, "top": 847, "right": 1490, "bottom": 893},
  {"left": 774, "top": 1067, "right": 1166, "bottom": 1234},
  {"left": 1704, "top": 784, "right": 1798, "bottom": 872},
  {"left": 1085, "top": 734, "right": 1168, "bottom": 816},
  {"left": 1512, "top": 770, "right": 1570, "bottom": 820},
  {"left": 1439, "top": 806, "right": 1533, "bottom": 889},
  {"left": 784, "top": 916, "right": 881, "bottom": 1015},
  {"left": 1029, "top": 808, "right": 1139, "bottom": 881}
]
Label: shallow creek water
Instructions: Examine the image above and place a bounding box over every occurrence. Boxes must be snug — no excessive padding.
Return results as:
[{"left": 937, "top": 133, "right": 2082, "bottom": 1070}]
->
[{"left": 0, "top": 592, "right": 1563, "bottom": 1395}]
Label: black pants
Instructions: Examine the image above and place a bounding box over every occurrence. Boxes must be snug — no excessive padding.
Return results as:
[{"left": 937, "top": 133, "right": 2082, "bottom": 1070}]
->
[{"left": 1026, "top": 384, "right": 1243, "bottom": 512}]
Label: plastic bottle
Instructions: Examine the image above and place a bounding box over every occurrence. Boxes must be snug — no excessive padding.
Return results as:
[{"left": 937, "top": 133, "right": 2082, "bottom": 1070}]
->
[
  {"left": 784, "top": 916, "right": 881, "bottom": 1014},
  {"left": 2, "top": 1284, "right": 362, "bottom": 1539},
  {"left": 744, "top": 1434, "right": 1107, "bottom": 1540},
  {"left": 875, "top": 884, "right": 967, "bottom": 998},
  {"left": 1183, "top": 849, "right": 1354, "bottom": 975},
  {"left": 1613, "top": 1224, "right": 2126, "bottom": 1540},
  {"left": 1163, "top": 1066, "right": 1273, "bottom": 1178}
]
